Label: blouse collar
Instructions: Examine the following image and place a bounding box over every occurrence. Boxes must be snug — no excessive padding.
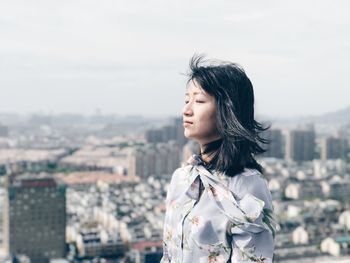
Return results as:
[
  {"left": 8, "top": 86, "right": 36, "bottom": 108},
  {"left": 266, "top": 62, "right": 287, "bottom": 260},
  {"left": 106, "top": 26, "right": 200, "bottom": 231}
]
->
[{"left": 180, "top": 154, "right": 270, "bottom": 235}]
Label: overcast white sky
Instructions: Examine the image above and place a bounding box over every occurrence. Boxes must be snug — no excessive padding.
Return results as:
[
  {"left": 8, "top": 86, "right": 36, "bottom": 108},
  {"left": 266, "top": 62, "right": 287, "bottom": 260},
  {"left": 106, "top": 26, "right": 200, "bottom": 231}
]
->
[{"left": 0, "top": 0, "right": 349, "bottom": 118}]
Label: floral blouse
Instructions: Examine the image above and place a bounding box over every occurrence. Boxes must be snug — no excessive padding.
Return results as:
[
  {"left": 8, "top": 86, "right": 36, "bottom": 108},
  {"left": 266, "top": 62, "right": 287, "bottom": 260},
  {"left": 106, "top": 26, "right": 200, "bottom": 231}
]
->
[{"left": 160, "top": 154, "right": 276, "bottom": 263}]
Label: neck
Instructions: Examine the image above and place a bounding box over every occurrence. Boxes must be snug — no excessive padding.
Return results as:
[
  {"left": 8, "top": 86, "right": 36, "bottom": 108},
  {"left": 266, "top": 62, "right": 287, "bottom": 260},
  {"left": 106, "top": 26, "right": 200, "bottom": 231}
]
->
[
  {"left": 199, "top": 152, "right": 214, "bottom": 164},
  {"left": 198, "top": 137, "right": 222, "bottom": 164}
]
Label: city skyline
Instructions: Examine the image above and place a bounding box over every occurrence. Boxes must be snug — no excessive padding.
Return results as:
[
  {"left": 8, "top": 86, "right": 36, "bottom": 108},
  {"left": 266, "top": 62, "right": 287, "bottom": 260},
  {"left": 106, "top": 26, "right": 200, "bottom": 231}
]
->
[
  {"left": 1, "top": 0, "right": 350, "bottom": 118},
  {"left": 0, "top": 118, "right": 349, "bottom": 262},
  {"left": 1, "top": 103, "right": 349, "bottom": 122}
]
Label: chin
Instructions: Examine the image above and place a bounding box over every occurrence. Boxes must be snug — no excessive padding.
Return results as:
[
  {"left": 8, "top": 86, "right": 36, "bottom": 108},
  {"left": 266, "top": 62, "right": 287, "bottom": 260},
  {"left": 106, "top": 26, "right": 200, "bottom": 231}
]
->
[
  {"left": 184, "top": 131, "right": 194, "bottom": 140},
  {"left": 184, "top": 134, "right": 201, "bottom": 143}
]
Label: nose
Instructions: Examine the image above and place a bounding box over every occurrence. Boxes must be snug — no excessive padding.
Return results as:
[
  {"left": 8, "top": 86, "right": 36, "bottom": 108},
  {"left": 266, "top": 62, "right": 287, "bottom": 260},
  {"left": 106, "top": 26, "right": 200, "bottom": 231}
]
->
[{"left": 182, "top": 101, "right": 193, "bottom": 117}]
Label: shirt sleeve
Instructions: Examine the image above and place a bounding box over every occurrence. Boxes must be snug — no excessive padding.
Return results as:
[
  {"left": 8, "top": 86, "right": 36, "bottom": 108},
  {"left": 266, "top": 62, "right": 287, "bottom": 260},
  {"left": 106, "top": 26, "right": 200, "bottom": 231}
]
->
[
  {"left": 229, "top": 172, "right": 275, "bottom": 263},
  {"left": 160, "top": 167, "right": 182, "bottom": 263}
]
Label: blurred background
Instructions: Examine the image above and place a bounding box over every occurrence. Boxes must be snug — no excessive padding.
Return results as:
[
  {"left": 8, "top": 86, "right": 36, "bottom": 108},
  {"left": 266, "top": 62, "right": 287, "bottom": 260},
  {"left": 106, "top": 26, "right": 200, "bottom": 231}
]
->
[{"left": 0, "top": 0, "right": 350, "bottom": 262}]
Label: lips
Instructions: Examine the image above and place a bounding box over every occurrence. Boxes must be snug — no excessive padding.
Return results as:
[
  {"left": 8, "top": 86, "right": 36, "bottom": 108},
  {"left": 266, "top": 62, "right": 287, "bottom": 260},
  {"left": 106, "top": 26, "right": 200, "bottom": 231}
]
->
[{"left": 183, "top": 120, "right": 193, "bottom": 125}]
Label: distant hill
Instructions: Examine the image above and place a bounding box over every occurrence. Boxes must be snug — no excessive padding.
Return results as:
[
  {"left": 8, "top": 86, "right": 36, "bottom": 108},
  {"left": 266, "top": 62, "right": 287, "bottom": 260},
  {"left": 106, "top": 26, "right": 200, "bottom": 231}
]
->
[
  {"left": 259, "top": 106, "right": 350, "bottom": 126},
  {"left": 315, "top": 106, "right": 350, "bottom": 124}
]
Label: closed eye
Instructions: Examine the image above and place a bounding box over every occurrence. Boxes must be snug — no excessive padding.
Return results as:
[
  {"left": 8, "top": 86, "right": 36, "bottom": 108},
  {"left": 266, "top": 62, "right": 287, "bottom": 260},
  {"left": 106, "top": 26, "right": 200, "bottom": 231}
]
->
[{"left": 185, "top": 100, "right": 206, "bottom": 104}]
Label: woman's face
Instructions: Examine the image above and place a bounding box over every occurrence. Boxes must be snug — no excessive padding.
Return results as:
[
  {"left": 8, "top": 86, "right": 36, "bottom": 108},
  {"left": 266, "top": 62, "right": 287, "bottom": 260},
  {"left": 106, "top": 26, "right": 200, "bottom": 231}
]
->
[{"left": 182, "top": 79, "right": 220, "bottom": 146}]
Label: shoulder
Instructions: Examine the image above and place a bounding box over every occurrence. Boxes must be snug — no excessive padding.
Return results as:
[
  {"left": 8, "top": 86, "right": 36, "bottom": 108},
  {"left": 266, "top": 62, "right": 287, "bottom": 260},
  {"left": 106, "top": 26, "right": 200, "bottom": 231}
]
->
[
  {"left": 228, "top": 168, "right": 273, "bottom": 210},
  {"left": 169, "top": 165, "right": 192, "bottom": 183},
  {"left": 166, "top": 165, "right": 193, "bottom": 198}
]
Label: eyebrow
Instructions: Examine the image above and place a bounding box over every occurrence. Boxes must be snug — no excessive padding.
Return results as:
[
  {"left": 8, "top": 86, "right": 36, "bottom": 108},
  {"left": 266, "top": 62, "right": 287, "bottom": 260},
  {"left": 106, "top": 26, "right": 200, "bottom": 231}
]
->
[{"left": 185, "top": 92, "right": 205, "bottom": 96}]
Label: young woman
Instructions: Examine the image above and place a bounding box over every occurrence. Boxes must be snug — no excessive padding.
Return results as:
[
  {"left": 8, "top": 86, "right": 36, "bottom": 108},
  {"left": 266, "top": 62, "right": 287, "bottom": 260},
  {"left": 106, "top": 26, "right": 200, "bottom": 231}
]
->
[{"left": 160, "top": 55, "right": 276, "bottom": 263}]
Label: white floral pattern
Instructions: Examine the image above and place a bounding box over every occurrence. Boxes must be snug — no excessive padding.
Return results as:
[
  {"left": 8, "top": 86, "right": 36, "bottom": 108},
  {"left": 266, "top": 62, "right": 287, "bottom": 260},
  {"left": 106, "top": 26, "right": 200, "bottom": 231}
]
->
[{"left": 160, "top": 154, "right": 276, "bottom": 263}]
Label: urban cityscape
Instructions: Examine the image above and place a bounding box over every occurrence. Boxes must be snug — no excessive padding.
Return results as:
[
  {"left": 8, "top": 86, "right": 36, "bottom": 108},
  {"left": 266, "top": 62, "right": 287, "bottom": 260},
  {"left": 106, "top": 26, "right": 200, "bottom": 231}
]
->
[
  {"left": 2, "top": 0, "right": 350, "bottom": 262},
  {"left": 0, "top": 108, "right": 349, "bottom": 263}
]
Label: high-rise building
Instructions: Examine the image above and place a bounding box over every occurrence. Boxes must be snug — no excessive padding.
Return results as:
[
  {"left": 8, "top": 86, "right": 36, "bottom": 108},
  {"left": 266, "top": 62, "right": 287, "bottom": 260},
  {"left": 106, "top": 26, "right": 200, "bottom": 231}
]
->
[
  {"left": 173, "top": 117, "right": 187, "bottom": 147},
  {"left": 285, "top": 128, "right": 316, "bottom": 162},
  {"left": 0, "top": 123, "right": 9, "bottom": 137},
  {"left": 145, "top": 129, "right": 163, "bottom": 144},
  {"left": 145, "top": 117, "right": 187, "bottom": 147},
  {"left": 3, "top": 174, "right": 66, "bottom": 263},
  {"left": 320, "top": 136, "right": 348, "bottom": 161},
  {"left": 128, "top": 142, "right": 181, "bottom": 178},
  {"left": 261, "top": 128, "right": 284, "bottom": 159},
  {"left": 161, "top": 125, "right": 177, "bottom": 142}
]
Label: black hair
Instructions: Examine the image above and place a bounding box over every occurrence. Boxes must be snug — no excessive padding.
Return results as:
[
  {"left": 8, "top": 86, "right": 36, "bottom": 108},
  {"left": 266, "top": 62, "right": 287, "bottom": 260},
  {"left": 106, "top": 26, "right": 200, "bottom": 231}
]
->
[{"left": 186, "top": 54, "right": 270, "bottom": 177}]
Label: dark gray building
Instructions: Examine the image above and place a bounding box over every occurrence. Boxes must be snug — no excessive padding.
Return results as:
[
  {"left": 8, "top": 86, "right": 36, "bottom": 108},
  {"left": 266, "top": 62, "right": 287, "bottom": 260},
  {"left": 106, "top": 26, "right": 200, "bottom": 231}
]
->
[
  {"left": 320, "top": 136, "right": 348, "bottom": 161},
  {"left": 145, "top": 117, "right": 187, "bottom": 147},
  {"left": 285, "top": 128, "right": 316, "bottom": 162},
  {"left": 3, "top": 174, "right": 66, "bottom": 263},
  {"left": 0, "top": 123, "right": 8, "bottom": 137},
  {"left": 261, "top": 128, "right": 284, "bottom": 159}
]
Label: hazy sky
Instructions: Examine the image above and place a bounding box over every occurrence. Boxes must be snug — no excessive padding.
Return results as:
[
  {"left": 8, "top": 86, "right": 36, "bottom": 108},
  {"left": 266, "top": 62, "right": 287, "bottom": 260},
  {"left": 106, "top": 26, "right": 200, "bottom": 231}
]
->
[{"left": 1, "top": 0, "right": 349, "bottom": 118}]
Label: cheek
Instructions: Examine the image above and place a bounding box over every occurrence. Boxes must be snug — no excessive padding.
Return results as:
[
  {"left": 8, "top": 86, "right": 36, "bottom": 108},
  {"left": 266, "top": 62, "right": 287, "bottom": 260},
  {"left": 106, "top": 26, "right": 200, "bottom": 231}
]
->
[
  {"left": 197, "top": 106, "right": 217, "bottom": 131},
  {"left": 207, "top": 113, "right": 218, "bottom": 132}
]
